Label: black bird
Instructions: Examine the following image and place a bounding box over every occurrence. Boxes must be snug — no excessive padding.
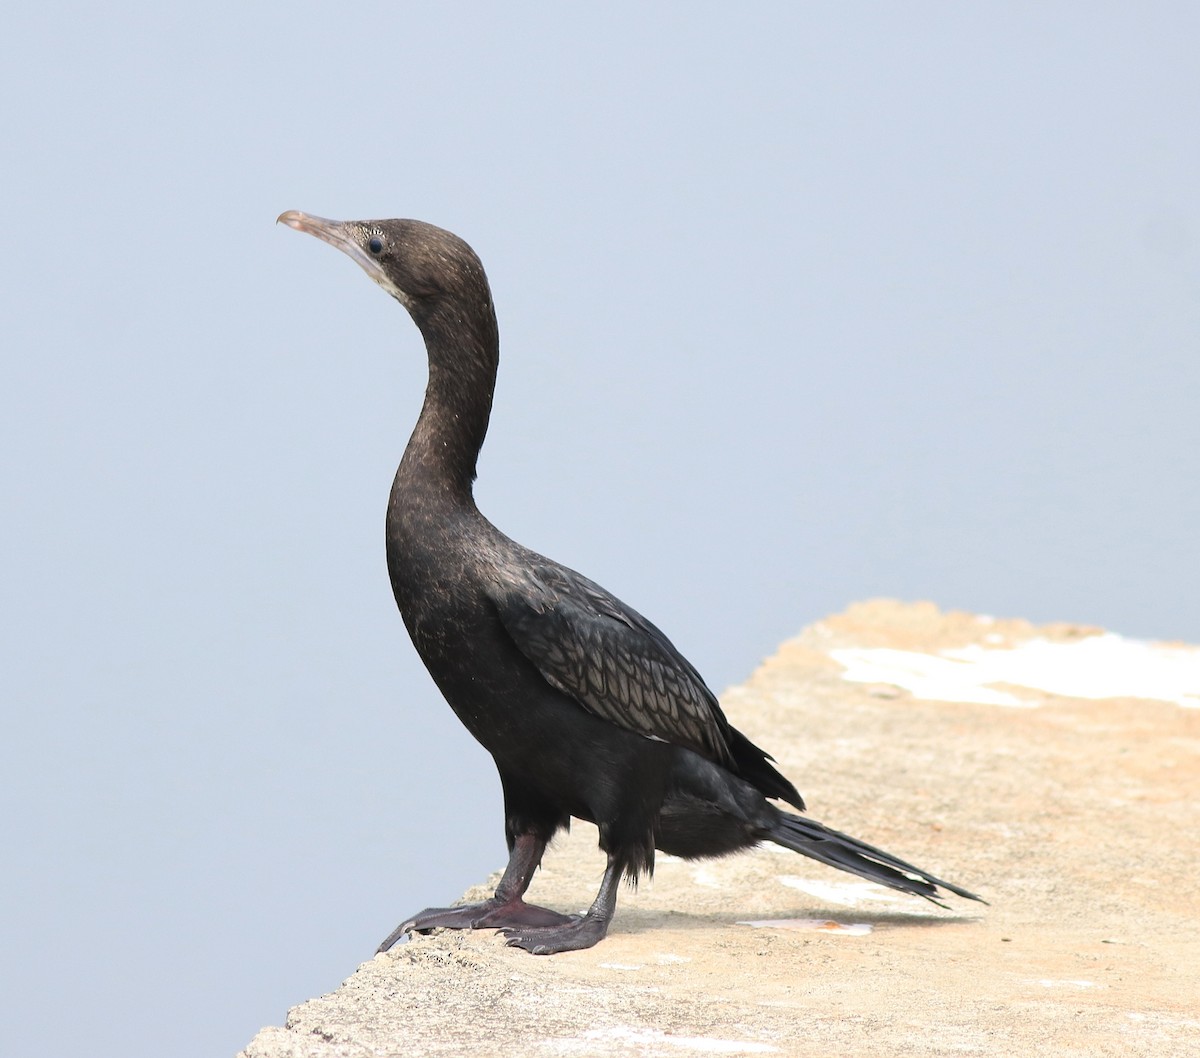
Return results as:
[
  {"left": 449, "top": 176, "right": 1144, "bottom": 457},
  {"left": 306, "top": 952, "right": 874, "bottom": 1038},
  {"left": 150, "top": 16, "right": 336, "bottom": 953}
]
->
[{"left": 276, "top": 211, "right": 983, "bottom": 954}]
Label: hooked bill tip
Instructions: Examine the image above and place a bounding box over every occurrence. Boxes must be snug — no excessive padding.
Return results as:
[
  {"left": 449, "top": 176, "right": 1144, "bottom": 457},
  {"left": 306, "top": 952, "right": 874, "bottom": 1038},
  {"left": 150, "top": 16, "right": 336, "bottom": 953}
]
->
[{"left": 277, "top": 210, "right": 305, "bottom": 229}]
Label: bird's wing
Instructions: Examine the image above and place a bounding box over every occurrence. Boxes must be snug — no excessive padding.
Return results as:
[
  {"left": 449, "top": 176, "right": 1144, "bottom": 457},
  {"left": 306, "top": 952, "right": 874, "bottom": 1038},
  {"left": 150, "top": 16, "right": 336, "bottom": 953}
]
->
[{"left": 488, "top": 561, "right": 734, "bottom": 764}]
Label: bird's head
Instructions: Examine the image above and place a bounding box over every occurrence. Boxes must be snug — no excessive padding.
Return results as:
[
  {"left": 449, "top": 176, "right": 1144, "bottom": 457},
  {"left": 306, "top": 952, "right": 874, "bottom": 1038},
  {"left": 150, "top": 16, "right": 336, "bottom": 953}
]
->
[{"left": 277, "top": 211, "right": 493, "bottom": 331}]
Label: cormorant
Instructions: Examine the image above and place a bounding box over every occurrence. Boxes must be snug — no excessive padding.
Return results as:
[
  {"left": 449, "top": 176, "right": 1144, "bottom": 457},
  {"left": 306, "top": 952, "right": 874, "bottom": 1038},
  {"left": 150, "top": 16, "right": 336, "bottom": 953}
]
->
[{"left": 276, "top": 211, "right": 983, "bottom": 954}]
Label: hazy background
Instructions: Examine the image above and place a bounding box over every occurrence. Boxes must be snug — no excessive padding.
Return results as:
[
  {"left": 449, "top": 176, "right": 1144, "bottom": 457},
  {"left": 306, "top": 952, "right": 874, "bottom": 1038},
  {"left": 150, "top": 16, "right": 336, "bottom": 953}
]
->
[{"left": 2, "top": 4, "right": 1197, "bottom": 1056}]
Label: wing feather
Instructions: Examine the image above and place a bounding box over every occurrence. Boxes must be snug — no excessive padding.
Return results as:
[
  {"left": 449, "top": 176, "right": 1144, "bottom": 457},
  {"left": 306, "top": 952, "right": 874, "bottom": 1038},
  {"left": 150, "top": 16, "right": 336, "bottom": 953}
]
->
[{"left": 489, "top": 561, "right": 733, "bottom": 764}]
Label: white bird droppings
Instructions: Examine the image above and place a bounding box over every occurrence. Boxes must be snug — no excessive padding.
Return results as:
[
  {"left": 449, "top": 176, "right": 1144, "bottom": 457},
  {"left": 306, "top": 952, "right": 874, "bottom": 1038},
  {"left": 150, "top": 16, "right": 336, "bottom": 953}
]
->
[
  {"left": 543, "top": 1026, "right": 779, "bottom": 1053},
  {"left": 832, "top": 634, "right": 1200, "bottom": 708},
  {"left": 739, "top": 918, "right": 873, "bottom": 935},
  {"left": 776, "top": 876, "right": 923, "bottom": 909}
]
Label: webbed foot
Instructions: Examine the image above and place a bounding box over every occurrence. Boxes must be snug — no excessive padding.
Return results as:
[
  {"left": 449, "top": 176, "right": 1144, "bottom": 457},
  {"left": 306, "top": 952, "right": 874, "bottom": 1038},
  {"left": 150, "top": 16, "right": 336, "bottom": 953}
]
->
[
  {"left": 377, "top": 897, "right": 575, "bottom": 952},
  {"left": 500, "top": 912, "right": 610, "bottom": 955}
]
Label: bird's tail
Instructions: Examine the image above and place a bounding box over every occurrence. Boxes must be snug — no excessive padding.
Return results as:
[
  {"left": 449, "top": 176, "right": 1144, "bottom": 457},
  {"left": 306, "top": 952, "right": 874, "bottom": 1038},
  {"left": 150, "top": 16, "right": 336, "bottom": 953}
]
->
[{"left": 768, "top": 811, "right": 985, "bottom": 907}]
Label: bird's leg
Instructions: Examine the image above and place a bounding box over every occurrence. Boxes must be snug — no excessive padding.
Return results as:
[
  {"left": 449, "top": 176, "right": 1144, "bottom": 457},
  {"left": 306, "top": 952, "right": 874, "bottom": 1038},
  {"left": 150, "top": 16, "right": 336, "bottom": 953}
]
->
[
  {"left": 376, "top": 832, "right": 574, "bottom": 952},
  {"left": 500, "top": 851, "right": 623, "bottom": 955}
]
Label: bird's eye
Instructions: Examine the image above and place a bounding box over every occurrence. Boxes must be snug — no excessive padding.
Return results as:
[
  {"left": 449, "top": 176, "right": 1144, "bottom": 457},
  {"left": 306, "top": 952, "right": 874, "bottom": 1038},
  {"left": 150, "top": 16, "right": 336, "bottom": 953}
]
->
[{"left": 368, "top": 236, "right": 383, "bottom": 255}]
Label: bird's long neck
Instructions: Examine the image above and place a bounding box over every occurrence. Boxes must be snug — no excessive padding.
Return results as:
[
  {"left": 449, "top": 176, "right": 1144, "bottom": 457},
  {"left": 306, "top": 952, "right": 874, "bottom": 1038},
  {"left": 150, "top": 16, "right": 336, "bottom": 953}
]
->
[{"left": 397, "top": 300, "right": 500, "bottom": 505}]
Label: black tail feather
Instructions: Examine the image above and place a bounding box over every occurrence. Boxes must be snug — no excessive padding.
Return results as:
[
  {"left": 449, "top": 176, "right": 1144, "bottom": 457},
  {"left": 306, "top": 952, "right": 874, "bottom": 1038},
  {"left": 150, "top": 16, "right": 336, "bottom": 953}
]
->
[{"left": 768, "top": 811, "right": 985, "bottom": 907}]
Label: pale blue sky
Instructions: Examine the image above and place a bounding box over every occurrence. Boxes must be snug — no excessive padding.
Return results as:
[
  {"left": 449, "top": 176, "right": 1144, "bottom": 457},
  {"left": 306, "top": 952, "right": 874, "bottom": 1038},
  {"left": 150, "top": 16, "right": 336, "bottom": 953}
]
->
[{"left": 2, "top": 5, "right": 1197, "bottom": 1056}]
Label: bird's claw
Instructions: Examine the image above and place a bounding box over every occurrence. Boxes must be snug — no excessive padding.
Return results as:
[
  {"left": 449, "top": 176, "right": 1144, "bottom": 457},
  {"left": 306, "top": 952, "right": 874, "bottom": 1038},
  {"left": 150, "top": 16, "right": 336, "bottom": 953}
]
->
[{"left": 500, "top": 914, "right": 607, "bottom": 955}]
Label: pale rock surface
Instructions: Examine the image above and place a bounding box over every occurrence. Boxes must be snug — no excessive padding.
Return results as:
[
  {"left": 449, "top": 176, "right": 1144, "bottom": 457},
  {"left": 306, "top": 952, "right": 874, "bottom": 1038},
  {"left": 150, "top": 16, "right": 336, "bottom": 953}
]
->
[{"left": 239, "top": 601, "right": 1200, "bottom": 1057}]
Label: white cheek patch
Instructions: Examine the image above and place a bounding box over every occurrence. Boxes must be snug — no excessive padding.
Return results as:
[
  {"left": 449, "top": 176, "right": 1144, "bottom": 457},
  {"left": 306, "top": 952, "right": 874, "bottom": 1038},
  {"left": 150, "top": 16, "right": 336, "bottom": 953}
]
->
[{"left": 371, "top": 270, "right": 417, "bottom": 312}]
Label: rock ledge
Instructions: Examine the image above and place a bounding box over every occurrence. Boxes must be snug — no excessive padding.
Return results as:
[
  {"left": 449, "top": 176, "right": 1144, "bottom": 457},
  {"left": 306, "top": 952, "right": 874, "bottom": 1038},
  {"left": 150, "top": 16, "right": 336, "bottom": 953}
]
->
[{"left": 239, "top": 601, "right": 1200, "bottom": 1058}]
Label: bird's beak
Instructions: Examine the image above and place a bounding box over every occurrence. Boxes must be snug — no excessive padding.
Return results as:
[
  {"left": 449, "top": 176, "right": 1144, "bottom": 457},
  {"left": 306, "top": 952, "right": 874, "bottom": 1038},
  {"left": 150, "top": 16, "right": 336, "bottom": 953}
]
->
[{"left": 277, "top": 210, "right": 385, "bottom": 286}]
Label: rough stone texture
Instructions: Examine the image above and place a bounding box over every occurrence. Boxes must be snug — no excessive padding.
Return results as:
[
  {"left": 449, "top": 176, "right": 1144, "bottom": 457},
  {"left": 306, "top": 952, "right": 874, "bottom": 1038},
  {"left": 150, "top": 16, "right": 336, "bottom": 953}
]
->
[{"left": 239, "top": 601, "right": 1200, "bottom": 1057}]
